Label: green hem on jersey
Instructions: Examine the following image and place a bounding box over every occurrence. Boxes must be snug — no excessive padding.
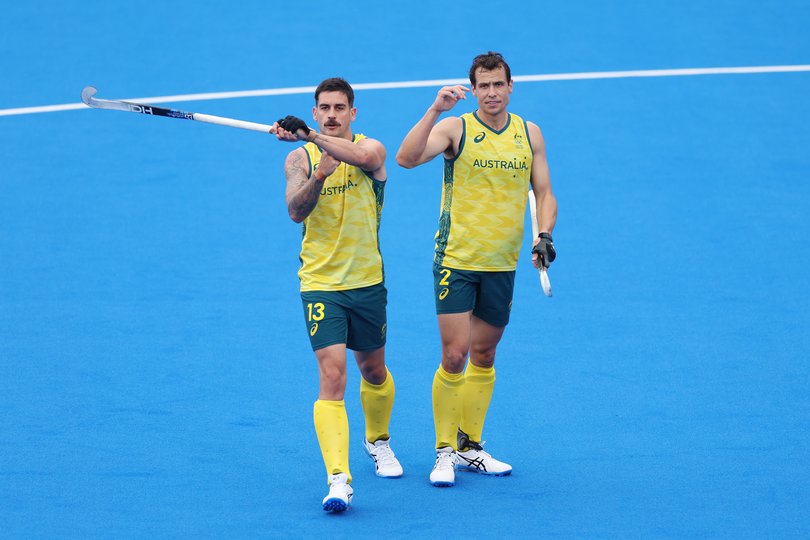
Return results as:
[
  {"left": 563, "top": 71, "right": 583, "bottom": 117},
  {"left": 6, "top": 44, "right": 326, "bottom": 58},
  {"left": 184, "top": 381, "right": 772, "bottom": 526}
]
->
[
  {"left": 450, "top": 115, "right": 466, "bottom": 161},
  {"left": 435, "top": 118, "right": 466, "bottom": 266},
  {"left": 434, "top": 160, "right": 453, "bottom": 266},
  {"left": 371, "top": 177, "right": 386, "bottom": 282},
  {"left": 359, "top": 169, "right": 385, "bottom": 183},
  {"left": 523, "top": 118, "right": 534, "bottom": 153},
  {"left": 302, "top": 147, "right": 312, "bottom": 176},
  {"left": 473, "top": 111, "right": 512, "bottom": 135}
]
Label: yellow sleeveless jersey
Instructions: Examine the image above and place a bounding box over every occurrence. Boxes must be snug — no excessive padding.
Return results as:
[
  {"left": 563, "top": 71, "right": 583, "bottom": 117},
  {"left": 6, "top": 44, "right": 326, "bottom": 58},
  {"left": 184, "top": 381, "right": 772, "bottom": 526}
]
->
[
  {"left": 298, "top": 134, "right": 386, "bottom": 291},
  {"left": 435, "top": 112, "right": 533, "bottom": 271}
]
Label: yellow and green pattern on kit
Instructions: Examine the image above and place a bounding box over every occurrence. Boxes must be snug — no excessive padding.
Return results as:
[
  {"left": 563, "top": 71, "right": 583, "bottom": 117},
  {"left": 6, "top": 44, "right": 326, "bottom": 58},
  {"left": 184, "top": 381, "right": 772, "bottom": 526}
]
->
[
  {"left": 299, "top": 134, "right": 385, "bottom": 291},
  {"left": 435, "top": 112, "right": 533, "bottom": 271}
]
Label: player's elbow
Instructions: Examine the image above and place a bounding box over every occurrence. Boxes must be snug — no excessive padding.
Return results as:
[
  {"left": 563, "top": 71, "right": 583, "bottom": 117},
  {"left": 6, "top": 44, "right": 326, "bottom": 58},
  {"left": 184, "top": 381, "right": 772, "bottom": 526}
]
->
[
  {"left": 288, "top": 207, "right": 305, "bottom": 223},
  {"left": 395, "top": 151, "right": 417, "bottom": 169},
  {"left": 359, "top": 145, "right": 389, "bottom": 172},
  {"left": 356, "top": 148, "right": 380, "bottom": 171}
]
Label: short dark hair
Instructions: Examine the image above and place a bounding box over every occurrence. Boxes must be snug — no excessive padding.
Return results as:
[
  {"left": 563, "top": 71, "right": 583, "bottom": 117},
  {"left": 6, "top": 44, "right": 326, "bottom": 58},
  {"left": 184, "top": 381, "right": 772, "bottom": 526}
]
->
[
  {"left": 469, "top": 51, "right": 512, "bottom": 86},
  {"left": 314, "top": 77, "right": 355, "bottom": 107}
]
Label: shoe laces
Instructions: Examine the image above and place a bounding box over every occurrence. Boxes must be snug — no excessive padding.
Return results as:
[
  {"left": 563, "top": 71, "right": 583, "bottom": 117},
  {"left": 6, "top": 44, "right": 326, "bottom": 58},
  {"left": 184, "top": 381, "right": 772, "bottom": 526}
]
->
[
  {"left": 434, "top": 449, "right": 456, "bottom": 470},
  {"left": 470, "top": 447, "right": 493, "bottom": 459},
  {"left": 372, "top": 441, "right": 399, "bottom": 468}
]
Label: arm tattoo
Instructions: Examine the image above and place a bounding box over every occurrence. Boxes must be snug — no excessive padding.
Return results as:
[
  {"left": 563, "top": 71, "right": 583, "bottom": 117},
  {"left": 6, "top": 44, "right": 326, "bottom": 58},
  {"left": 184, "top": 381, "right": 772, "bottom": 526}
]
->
[{"left": 286, "top": 152, "right": 325, "bottom": 221}]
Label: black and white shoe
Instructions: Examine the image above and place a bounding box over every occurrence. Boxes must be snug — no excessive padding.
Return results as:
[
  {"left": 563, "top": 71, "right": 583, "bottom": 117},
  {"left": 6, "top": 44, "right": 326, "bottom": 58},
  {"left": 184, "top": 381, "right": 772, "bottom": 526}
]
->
[
  {"left": 363, "top": 438, "right": 404, "bottom": 478},
  {"left": 456, "top": 430, "right": 512, "bottom": 476}
]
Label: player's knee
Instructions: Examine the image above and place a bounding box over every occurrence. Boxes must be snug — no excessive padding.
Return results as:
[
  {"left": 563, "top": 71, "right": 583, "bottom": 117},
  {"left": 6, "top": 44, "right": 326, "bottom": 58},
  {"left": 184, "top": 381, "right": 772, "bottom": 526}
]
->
[
  {"left": 319, "top": 372, "right": 346, "bottom": 400},
  {"left": 442, "top": 348, "right": 469, "bottom": 372},
  {"left": 359, "top": 362, "right": 387, "bottom": 385},
  {"left": 320, "top": 363, "right": 346, "bottom": 385},
  {"left": 470, "top": 346, "right": 496, "bottom": 368}
]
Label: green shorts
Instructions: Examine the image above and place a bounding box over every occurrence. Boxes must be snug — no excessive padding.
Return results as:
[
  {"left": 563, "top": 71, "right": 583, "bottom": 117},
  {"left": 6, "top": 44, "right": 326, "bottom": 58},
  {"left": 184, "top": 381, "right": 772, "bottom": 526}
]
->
[
  {"left": 433, "top": 263, "right": 515, "bottom": 327},
  {"left": 300, "top": 282, "right": 388, "bottom": 352}
]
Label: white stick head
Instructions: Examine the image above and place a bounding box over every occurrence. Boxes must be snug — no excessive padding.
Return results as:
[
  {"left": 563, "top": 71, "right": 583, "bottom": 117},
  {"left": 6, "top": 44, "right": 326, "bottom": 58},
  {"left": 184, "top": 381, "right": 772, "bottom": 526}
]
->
[
  {"left": 81, "top": 86, "right": 98, "bottom": 105},
  {"left": 540, "top": 267, "right": 552, "bottom": 297}
]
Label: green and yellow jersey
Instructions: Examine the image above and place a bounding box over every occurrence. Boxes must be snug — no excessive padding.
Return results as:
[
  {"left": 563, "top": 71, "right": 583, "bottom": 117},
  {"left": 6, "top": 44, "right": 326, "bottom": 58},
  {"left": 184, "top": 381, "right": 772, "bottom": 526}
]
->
[
  {"left": 298, "top": 134, "right": 386, "bottom": 292},
  {"left": 435, "top": 112, "right": 533, "bottom": 271}
]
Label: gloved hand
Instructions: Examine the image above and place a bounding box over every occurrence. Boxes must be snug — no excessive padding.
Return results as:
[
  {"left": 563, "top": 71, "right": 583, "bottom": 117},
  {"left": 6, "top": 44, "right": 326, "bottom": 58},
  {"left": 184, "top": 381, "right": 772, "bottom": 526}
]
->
[
  {"left": 277, "top": 115, "right": 311, "bottom": 138},
  {"left": 531, "top": 232, "right": 556, "bottom": 269}
]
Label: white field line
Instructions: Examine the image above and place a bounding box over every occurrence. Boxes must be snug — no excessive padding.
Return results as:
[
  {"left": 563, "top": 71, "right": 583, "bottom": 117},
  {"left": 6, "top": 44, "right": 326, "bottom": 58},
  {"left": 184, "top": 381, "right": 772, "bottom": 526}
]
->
[{"left": 1, "top": 64, "right": 809, "bottom": 117}]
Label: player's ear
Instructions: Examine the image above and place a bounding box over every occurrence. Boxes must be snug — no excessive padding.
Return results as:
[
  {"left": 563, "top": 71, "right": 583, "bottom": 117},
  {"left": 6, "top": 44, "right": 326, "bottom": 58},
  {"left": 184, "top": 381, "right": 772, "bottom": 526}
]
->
[
  {"left": 312, "top": 106, "right": 318, "bottom": 121},
  {"left": 350, "top": 107, "right": 357, "bottom": 121}
]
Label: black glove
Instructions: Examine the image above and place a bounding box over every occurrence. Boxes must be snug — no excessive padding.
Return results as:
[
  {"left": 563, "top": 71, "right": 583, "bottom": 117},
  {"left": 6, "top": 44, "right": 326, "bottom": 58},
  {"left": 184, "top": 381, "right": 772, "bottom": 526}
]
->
[
  {"left": 531, "top": 232, "right": 556, "bottom": 268},
  {"left": 277, "top": 115, "right": 311, "bottom": 137}
]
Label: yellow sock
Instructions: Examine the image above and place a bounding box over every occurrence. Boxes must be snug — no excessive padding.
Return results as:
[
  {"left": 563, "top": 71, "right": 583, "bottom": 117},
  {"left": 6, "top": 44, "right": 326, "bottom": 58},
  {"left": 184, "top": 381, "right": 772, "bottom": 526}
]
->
[
  {"left": 360, "top": 369, "right": 395, "bottom": 443},
  {"left": 313, "top": 399, "right": 351, "bottom": 483},
  {"left": 460, "top": 363, "right": 495, "bottom": 444},
  {"left": 432, "top": 365, "right": 465, "bottom": 449}
]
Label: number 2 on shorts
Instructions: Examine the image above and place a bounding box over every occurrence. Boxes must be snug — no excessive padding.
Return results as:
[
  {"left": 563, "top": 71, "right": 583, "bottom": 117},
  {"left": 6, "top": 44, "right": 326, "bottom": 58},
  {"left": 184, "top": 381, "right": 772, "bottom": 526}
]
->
[{"left": 439, "top": 268, "right": 452, "bottom": 286}]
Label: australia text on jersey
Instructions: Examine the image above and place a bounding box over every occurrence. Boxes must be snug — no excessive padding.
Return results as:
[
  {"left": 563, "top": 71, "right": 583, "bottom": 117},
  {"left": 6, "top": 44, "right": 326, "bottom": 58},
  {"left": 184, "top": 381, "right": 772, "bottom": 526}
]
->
[
  {"left": 321, "top": 179, "right": 357, "bottom": 196},
  {"left": 472, "top": 158, "right": 528, "bottom": 170}
]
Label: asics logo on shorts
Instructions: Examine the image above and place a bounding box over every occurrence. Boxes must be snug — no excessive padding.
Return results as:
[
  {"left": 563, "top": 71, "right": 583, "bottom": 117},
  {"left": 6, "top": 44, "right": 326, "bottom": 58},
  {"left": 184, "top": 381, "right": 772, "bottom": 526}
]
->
[
  {"left": 439, "top": 288, "right": 449, "bottom": 300},
  {"left": 310, "top": 323, "right": 319, "bottom": 336}
]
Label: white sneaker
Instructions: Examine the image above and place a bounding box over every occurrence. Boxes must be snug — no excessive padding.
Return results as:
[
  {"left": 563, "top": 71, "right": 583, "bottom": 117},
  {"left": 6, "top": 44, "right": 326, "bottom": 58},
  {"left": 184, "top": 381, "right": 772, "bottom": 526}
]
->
[
  {"left": 322, "top": 473, "right": 353, "bottom": 513},
  {"left": 456, "top": 441, "right": 512, "bottom": 476},
  {"left": 363, "top": 438, "right": 404, "bottom": 478},
  {"left": 429, "top": 447, "right": 457, "bottom": 487}
]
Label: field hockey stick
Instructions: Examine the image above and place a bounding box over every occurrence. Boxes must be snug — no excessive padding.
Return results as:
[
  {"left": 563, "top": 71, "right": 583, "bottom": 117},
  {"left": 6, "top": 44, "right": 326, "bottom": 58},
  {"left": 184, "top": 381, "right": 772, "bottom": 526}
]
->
[
  {"left": 81, "top": 86, "right": 275, "bottom": 133},
  {"left": 528, "top": 190, "right": 553, "bottom": 297}
]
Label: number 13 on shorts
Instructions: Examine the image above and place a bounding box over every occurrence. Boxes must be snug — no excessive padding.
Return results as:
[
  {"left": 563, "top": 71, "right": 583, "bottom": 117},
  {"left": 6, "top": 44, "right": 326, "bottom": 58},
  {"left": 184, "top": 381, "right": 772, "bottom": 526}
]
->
[
  {"left": 307, "top": 302, "right": 325, "bottom": 321},
  {"left": 307, "top": 302, "right": 325, "bottom": 336}
]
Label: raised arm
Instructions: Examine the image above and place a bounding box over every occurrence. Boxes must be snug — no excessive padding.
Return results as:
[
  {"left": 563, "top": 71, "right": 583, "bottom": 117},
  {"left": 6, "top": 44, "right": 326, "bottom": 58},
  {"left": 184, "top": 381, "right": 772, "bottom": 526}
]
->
[
  {"left": 274, "top": 116, "right": 386, "bottom": 178},
  {"left": 309, "top": 133, "right": 385, "bottom": 176},
  {"left": 527, "top": 121, "right": 558, "bottom": 268},
  {"left": 284, "top": 147, "right": 340, "bottom": 223},
  {"left": 396, "top": 85, "right": 469, "bottom": 168}
]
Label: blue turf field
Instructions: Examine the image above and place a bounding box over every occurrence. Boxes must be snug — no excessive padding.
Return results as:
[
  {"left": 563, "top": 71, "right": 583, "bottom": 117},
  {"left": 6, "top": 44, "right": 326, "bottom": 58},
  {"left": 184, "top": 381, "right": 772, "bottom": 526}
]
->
[{"left": 2, "top": 2, "right": 810, "bottom": 538}]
